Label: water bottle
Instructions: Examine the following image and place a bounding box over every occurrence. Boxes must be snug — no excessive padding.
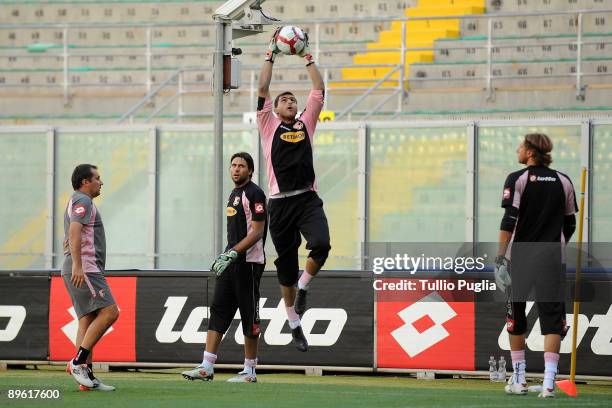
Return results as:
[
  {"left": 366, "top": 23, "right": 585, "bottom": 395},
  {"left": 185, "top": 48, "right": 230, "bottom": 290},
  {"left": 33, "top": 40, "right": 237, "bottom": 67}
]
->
[
  {"left": 489, "top": 356, "right": 497, "bottom": 381},
  {"left": 497, "top": 356, "right": 507, "bottom": 382}
]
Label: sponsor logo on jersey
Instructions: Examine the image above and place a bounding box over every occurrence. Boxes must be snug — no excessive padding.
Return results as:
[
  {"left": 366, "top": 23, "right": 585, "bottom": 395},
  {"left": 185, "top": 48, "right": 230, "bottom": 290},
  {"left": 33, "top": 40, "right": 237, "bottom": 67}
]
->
[
  {"left": 280, "top": 131, "right": 306, "bottom": 143},
  {"left": 255, "top": 203, "right": 264, "bottom": 214},
  {"left": 226, "top": 207, "right": 237, "bottom": 217},
  {"left": 530, "top": 175, "right": 557, "bottom": 183},
  {"left": 503, "top": 188, "right": 511, "bottom": 199},
  {"left": 73, "top": 204, "right": 86, "bottom": 217},
  {"left": 233, "top": 196, "right": 240, "bottom": 206}
]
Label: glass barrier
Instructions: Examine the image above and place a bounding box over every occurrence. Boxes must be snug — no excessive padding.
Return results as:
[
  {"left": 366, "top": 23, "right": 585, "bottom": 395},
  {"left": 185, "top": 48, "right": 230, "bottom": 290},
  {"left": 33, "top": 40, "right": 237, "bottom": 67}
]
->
[
  {"left": 158, "top": 129, "right": 215, "bottom": 269},
  {"left": 0, "top": 131, "right": 48, "bottom": 269},
  {"left": 592, "top": 124, "right": 612, "bottom": 266},
  {"left": 369, "top": 126, "right": 468, "bottom": 243},
  {"left": 54, "top": 130, "right": 152, "bottom": 269}
]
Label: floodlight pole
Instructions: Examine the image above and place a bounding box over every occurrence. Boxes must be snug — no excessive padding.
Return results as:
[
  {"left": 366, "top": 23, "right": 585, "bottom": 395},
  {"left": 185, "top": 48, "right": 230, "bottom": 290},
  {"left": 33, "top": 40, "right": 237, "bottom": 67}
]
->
[
  {"left": 212, "top": 0, "right": 273, "bottom": 257},
  {"left": 213, "top": 18, "right": 227, "bottom": 256}
]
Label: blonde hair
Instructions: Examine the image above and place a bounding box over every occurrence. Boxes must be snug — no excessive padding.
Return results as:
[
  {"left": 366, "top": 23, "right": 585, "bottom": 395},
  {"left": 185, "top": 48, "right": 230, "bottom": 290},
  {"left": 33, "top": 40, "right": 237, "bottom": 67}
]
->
[{"left": 524, "top": 133, "right": 553, "bottom": 167}]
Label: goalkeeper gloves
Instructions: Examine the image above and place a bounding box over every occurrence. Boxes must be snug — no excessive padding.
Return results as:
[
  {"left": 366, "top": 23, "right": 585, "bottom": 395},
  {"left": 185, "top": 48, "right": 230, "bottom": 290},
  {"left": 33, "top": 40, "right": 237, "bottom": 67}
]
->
[
  {"left": 494, "top": 255, "right": 511, "bottom": 293},
  {"left": 265, "top": 27, "right": 281, "bottom": 63},
  {"left": 297, "top": 32, "right": 315, "bottom": 66},
  {"left": 211, "top": 249, "right": 238, "bottom": 276}
]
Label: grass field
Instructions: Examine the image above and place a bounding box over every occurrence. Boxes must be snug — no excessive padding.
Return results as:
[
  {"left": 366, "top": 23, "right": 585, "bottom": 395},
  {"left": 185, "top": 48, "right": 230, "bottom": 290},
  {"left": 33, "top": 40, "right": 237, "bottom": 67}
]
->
[{"left": 1, "top": 366, "right": 611, "bottom": 407}]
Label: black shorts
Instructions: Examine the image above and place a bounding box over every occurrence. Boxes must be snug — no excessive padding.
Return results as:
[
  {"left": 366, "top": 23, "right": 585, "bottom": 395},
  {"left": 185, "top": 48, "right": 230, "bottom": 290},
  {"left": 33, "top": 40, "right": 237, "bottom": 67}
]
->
[
  {"left": 268, "top": 191, "right": 331, "bottom": 287},
  {"left": 208, "top": 262, "right": 264, "bottom": 338},
  {"left": 505, "top": 246, "right": 568, "bottom": 337},
  {"left": 506, "top": 301, "right": 568, "bottom": 337},
  {"left": 510, "top": 244, "right": 566, "bottom": 302}
]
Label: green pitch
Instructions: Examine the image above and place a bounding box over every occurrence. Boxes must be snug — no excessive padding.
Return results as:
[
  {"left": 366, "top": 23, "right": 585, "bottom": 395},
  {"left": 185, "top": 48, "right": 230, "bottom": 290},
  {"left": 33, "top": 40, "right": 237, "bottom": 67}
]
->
[{"left": 1, "top": 366, "right": 611, "bottom": 408}]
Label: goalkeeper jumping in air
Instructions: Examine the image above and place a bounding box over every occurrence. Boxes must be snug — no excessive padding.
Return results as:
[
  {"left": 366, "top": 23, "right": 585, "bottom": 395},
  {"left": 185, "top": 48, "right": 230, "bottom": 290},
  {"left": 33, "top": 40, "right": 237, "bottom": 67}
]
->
[{"left": 257, "top": 28, "right": 331, "bottom": 352}]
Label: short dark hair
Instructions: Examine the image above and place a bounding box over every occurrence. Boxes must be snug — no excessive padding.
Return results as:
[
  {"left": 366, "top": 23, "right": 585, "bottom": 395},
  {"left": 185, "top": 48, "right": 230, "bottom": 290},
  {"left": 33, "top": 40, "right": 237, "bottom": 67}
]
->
[
  {"left": 274, "top": 91, "right": 296, "bottom": 108},
  {"left": 71, "top": 164, "right": 97, "bottom": 190},
  {"left": 230, "top": 152, "right": 255, "bottom": 178}
]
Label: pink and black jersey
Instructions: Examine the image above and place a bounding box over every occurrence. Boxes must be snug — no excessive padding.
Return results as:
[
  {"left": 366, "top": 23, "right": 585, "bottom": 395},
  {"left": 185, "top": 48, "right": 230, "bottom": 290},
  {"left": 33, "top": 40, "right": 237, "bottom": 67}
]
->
[
  {"left": 257, "top": 90, "right": 324, "bottom": 195},
  {"left": 226, "top": 181, "right": 267, "bottom": 264},
  {"left": 501, "top": 166, "right": 578, "bottom": 242},
  {"left": 62, "top": 191, "right": 106, "bottom": 274}
]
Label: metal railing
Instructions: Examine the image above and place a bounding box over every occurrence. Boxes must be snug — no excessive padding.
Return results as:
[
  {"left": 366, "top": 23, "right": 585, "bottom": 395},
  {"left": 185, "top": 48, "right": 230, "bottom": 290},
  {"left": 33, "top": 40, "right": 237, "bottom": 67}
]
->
[{"left": 1, "top": 9, "right": 612, "bottom": 120}]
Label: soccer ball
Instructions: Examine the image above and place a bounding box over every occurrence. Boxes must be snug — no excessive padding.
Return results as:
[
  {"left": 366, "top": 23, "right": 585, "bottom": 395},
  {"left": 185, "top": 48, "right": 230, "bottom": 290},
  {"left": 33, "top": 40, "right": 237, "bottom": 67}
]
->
[{"left": 275, "top": 26, "right": 306, "bottom": 55}]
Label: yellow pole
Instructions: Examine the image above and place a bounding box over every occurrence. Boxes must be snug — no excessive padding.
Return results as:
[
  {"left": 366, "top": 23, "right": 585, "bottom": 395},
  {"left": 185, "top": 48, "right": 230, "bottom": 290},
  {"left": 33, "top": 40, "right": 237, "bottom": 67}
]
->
[{"left": 569, "top": 167, "right": 587, "bottom": 382}]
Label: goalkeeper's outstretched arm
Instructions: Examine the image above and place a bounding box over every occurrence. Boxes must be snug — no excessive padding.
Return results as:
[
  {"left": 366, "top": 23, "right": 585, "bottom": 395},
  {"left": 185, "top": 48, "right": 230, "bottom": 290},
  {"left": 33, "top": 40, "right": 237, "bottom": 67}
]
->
[
  {"left": 258, "top": 27, "right": 281, "bottom": 98},
  {"left": 258, "top": 61, "right": 273, "bottom": 99},
  {"left": 306, "top": 63, "right": 324, "bottom": 91}
]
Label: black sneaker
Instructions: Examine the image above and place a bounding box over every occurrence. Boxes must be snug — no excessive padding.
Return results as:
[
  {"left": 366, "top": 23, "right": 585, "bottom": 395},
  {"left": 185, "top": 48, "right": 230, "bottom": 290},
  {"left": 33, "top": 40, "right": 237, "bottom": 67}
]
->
[
  {"left": 294, "top": 289, "right": 308, "bottom": 315},
  {"left": 291, "top": 325, "right": 308, "bottom": 352}
]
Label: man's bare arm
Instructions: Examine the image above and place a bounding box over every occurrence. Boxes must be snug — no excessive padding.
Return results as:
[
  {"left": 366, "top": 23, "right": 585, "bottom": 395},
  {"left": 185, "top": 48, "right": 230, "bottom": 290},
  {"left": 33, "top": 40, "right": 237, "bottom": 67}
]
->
[
  {"left": 258, "top": 61, "right": 273, "bottom": 98},
  {"left": 259, "top": 27, "right": 281, "bottom": 98},
  {"left": 306, "top": 63, "right": 324, "bottom": 91},
  {"left": 497, "top": 230, "right": 512, "bottom": 257},
  {"left": 233, "top": 220, "right": 265, "bottom": 253},
  {"left": 69, "top": 221, "right": 85, "bottom": 288}
]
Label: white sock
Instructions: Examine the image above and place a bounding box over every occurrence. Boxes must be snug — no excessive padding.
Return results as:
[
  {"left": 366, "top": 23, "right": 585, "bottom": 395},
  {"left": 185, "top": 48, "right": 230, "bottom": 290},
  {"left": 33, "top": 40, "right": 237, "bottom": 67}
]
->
[
  {"left": 201, "top": 351, "right": 217, "bottom": 373},
  {"left": 513, "top": 361, "right": 526, "bottom": 384},
  {"left": 543, "top": 352, "right": 559, "bottom": 390},
  {"left": 298, "top": 271, "right": 313, "bottom": 290},
  {"left": 286, "top": 306, "right": 300, "bottom": 328},
  {"left": 244, "top": 358, "right": 257, "bottom": 376},
  {"left": 510, "top": 350, "right": 526, "bottom": 384}
]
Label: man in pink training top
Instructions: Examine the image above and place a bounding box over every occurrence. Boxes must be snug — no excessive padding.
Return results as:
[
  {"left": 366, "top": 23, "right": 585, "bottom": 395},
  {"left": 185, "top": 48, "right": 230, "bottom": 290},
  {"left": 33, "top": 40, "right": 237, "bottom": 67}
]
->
[
  {"left": 62, "top": 164, "right": 119, "bottom": 391},
  {"left": 257, "top": 29, "right": 331, "bottom": 352}
]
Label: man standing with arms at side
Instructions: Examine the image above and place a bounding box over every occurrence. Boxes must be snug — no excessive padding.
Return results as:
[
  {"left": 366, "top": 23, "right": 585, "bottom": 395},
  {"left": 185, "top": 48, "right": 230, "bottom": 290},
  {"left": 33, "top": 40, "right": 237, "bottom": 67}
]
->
[
  {"left": 257, "top": 29, "right": 331, "bottom": 352},
  {"left": 182, "top": 152, "right": 267, "bottom": 383},
  {"left": 494, "top": 134, "right": 577, "bottom": 398},
  {"left": 63, "top": 164, "right": 119, "bottom": 391}
]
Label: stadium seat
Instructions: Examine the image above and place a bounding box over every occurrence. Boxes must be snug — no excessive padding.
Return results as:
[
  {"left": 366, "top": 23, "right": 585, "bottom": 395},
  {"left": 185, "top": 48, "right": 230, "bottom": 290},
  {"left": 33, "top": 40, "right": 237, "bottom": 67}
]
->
[
  {"left": 408, "top": 58, "right": 612, "bottom": 89},
  {"left": 341, "top": 0, "right": 486, "bottom": 85},
  {"left": 435, "top": 33, "right": 612, "bottom": 63}
]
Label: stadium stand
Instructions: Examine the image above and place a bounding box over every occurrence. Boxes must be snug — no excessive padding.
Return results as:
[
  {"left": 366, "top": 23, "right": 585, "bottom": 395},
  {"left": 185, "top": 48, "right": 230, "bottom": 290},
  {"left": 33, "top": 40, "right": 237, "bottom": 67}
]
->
[{"left": 1, "top": 0, "right": 611, "bottom": 122}]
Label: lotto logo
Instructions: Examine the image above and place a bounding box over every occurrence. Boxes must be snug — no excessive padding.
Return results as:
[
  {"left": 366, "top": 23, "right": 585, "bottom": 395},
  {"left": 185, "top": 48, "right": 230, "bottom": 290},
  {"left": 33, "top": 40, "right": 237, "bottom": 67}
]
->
[
  {"left": 391, "top": 292, "right": 457, "bottom": 357},
  {"left": 73, "top": 205, "right": 86, "bottom": 217},
  {"left": 49, "top": 276, "right": 136, "bottom": 361},
  {"left": 377, "top": 282, "right": 474, "bottom": 370}
]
